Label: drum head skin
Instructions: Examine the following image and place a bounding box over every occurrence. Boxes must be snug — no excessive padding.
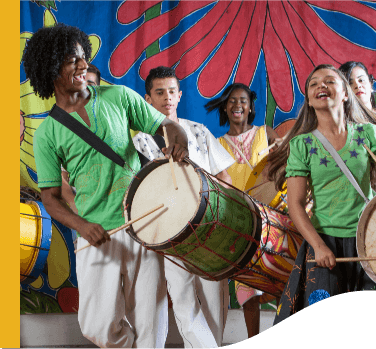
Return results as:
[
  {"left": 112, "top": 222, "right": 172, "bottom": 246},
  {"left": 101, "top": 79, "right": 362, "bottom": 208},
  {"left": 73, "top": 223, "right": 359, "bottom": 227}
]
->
[
  {"left": 357, "top": 196, "right": 376, "bottom": 283},
  {"left": 125, "top": 159, "right": 208, "bottom": 248}
]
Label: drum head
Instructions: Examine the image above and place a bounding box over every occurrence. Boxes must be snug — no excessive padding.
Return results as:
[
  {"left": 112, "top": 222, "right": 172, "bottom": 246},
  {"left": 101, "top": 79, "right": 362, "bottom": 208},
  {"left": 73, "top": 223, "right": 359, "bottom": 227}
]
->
[
  {"left": 245, "top": 157, "right": 279, "bottom": 205},
  {"left": 125, "top": 159, "right": 205, "bottom": 246},
  {"left": 357, "top": 196, "right": 376, "bottom": 283}
]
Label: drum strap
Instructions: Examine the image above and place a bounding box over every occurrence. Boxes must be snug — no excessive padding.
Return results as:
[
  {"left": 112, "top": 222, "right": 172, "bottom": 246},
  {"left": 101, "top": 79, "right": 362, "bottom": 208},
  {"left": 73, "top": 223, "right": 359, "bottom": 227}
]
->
[
  {"left": 49, "top": 104, "right": 147, "bottom": 173},
  {"left": 312, "top": 129, "right": 369, "bottom": 204}
]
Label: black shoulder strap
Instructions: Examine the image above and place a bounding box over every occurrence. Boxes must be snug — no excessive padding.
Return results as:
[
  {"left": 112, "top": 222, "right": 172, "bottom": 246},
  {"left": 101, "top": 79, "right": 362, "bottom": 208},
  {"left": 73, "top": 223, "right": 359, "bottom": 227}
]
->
[
  {"left": 49, "top": 104, "right": 126, "bottom": 168},
  {"left": 153, "top": 134, "right": 166, "bottom": 149}
]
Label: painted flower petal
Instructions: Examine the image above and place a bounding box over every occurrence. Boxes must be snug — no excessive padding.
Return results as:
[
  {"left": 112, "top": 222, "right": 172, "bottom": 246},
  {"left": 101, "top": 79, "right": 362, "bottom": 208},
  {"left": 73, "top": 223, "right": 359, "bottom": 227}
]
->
[
  {"left": 175, "top": 0, "right": 242, "bottom": 80},
  {"left": 283, "top": 2, "right": 339, "bottom": 67},
  {"left": 110, "top": 1, "right": 213, "bottom": 77},
  {"left": 262, "top": 12, "right": 294, "bottom": 112},
  {"left": 197, "top": 1, "right": 256, "bottom": 97},
  {"left": 307, "top": 0, "right": 376, "bottom": 31},
  {"left": 234, "top": 1, "right": 267, "bottom": 86},
  {"left": 139, "top": 1, "right": 229, "bottom": 80},
  {"left": 290, "top": 1, "right": 376, "bottom": 77},
  {"left": 269, "top": 2, "right": 315, "bottom": 94},
  {"left": 117, "top": 1, "right": 162, "bottom": 24}
]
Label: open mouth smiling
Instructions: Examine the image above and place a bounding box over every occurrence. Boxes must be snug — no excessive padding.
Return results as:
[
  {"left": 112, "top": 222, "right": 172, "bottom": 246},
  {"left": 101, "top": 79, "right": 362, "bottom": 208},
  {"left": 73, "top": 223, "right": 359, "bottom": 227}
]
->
[
  {"left": 316, "top": 91, "right": 329, "bottom": 99},
  {"left": 232, "top": 110, "right": 243, "bottom": 116},
  {"left": 74, "top": 74, "right": 86, "bottom": 82}
]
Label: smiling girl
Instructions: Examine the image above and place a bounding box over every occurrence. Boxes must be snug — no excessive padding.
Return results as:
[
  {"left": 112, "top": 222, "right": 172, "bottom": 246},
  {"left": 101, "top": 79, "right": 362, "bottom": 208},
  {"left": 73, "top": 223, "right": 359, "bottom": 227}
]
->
[
  {"left": 205, "top": 83, "right": 280, "bottom": 338},
  {"left": 268, "top": 64, "right": 376, "bottom": 324}
]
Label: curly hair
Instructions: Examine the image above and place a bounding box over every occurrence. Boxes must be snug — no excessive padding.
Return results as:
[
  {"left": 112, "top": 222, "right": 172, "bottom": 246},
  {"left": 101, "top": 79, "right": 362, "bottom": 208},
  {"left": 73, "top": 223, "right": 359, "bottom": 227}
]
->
[
  {"left": 204, "top": 83, "right": 257, "bottom": 126},
  {"left": 145, "top": 66, "right": 180, "bottom": 96},
  {"left": 22, "top": 23, "right": 92, "bottom": 99}
]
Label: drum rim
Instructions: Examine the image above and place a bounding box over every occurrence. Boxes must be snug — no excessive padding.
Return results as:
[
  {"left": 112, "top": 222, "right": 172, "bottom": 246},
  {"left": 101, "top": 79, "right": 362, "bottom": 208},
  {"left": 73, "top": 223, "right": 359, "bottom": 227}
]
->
[
  {"left": 20, "top": 201, "right": 52, "bottom": 285},
  {"left": 124, "top": 158, "right": 209, "bottom": 250},
  {"left": 356, "top": 195, "right": 376, "bottom": 283}
]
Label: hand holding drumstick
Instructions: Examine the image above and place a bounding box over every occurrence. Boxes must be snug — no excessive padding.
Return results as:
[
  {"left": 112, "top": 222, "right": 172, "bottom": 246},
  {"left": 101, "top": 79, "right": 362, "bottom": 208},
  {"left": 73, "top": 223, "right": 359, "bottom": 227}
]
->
[
  {"left": 156, "top": 119, "right": 189, "bottom": 163},
  {"left": 258, "top": 132, "right": 289, "bottom": 156},
  {"left": 75, "top": 203, "right": 164, "bottom": 253}
]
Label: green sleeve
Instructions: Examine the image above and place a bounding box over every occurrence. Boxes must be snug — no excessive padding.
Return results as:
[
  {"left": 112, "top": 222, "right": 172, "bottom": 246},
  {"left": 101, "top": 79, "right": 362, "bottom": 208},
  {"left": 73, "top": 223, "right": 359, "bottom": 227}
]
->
[
  {"left": 33, "top": 125, "right": 62, "bottom": 188},
  {"left": 286, "top": 136, "right": 310, "bottom": 178},
  {"left": 122, "top": 86, "right": 165, "bottom": 135},
  {"left": 363, "top": 123, "right": 376, "bottom": 154}
]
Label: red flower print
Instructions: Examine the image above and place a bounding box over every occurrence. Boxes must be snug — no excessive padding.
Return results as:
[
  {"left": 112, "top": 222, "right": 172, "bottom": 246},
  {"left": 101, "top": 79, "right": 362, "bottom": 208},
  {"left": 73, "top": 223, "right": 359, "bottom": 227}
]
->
[{"left": 110, "top": 1, "right": 376, "bottom": 112}]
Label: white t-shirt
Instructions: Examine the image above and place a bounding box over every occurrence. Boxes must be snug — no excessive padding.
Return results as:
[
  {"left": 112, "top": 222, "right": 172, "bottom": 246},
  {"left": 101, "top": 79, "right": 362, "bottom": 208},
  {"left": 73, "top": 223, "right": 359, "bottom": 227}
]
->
[{"left": 133, "top": 118, "right": 235, "bottom": 175}]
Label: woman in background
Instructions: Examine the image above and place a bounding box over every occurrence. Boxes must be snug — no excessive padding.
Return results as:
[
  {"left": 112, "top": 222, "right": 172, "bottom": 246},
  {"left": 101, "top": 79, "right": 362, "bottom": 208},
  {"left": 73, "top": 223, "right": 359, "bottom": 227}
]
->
[{"left": 339, "top": 61, "right": 376, "bottom": 114}]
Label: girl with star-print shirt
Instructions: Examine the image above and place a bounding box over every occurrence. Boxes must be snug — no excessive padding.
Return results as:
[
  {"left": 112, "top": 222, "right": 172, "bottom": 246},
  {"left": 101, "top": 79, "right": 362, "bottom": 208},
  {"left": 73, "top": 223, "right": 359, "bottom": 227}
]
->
[
  {"left": 286, "top": 123, "right": 376, "bottom": 239},
  {"left": 267, "top": 64, "right": 376, "bottom": 325}
]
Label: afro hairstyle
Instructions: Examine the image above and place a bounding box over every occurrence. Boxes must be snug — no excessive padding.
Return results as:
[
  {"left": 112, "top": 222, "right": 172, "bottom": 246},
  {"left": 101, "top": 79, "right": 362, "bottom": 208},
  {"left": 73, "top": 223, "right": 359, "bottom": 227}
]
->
[{"left": 22, "top": 23, "right": 92, "bottom": 100}]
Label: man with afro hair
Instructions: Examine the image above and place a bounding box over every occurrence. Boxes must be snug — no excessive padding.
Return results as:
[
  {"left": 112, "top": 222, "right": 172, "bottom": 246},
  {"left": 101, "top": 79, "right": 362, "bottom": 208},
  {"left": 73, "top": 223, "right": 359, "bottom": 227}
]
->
[{"left": 23, "top": 23, "right": 189, "bottom": 348}]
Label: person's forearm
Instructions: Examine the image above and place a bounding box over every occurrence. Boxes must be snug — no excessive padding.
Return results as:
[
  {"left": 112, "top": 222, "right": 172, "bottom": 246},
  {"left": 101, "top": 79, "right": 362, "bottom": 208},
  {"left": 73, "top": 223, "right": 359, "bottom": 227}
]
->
[
  {"left": 288, "top": 201, "right": 325, "bottom": 250},
  {"left": 157, "top": 119, "right": 188, "bottom": 146},
  {"left": 42, "top": 191, "right": 87, "bottom": 232},
  {"left": 156, "top": 118, "right": 189, "bottom": 161},
  {"left": 215, "top": 169, "right": 232, "bottom": 188},
  {"left": 61, "top": 177, "right": 78, "bottom": 214}
]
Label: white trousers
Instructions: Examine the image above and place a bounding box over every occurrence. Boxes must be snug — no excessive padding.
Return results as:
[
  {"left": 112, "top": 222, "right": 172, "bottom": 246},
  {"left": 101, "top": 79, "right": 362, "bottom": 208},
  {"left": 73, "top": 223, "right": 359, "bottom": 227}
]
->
[
  {"left": 76, "top": 229, "right": 168, "bottom": 348},
  {"left": 165, "top": 257, "right": 229, "bottom": 348}
]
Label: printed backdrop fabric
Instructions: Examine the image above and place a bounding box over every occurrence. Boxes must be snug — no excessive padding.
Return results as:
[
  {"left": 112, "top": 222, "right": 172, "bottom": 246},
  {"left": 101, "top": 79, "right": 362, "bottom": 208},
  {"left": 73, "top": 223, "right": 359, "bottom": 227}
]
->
[{"left": 20, "top": 0, "right": 376, "bottom": 314}]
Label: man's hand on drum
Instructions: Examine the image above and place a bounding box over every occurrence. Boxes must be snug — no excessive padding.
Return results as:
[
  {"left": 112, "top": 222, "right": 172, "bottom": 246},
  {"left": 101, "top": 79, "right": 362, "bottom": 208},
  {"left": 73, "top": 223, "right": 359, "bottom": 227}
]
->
[
  {"left": 78, "top": 221, "right": 111, "bottom": 247},
  {"left": 157, "top": 119, "right": 189, "bottom": 162}
]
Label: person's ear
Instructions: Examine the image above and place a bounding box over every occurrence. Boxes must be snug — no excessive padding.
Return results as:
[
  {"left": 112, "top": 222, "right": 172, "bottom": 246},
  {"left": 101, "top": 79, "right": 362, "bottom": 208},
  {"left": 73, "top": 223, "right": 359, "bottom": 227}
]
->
[
  {"left": 145, "top": 94, "right": 152, "bottom": 105},
  {"left": 178, "top": 90, "right": 182, "bottom": 101}
]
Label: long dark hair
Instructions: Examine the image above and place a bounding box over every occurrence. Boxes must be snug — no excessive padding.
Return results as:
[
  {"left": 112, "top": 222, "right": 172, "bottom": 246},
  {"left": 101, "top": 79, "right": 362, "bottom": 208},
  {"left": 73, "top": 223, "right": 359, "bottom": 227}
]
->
[
  {"left": 268, "top": 64, "right": 376, "bottom": 191},
  {"left": 205, "top": 83, "right": 257, "bottom": 126},
  {"left": 339, "top": 61, "right": 376, "bottom": 110}
]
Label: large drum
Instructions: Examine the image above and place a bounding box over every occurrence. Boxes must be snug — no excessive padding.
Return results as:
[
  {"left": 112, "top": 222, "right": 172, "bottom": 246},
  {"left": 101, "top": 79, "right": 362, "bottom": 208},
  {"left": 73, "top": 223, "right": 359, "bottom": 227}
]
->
[
  {"left": 124, "top": 158, "right": 261, "bottom": 280},
  {"left": 124, "top": 159, "right": 303, "bottom": 297},
  {"left": 357, "top": 195, "right": 376, "bottom": 283},
  {"left": 20, "top": 201, "right": 52, "bottom": 284}
]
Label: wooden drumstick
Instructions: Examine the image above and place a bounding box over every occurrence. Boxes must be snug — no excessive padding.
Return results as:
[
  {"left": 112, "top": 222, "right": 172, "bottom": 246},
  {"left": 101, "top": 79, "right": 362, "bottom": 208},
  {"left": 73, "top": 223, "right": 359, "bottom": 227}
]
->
[
  {"left": 363, "top": 144, "right": 376, "bottom": 163},
  {"left": 163, "top": 126, "right": 178, "bottom": 190},
  {"left": 307, "top": 256, "right": 376, "bottom": 263},
  {"left": 258, "top": 133, "right": 289, "bottom": 156},
  {"left": 74, "top": 203, "right": 164, "bottom": 253}
]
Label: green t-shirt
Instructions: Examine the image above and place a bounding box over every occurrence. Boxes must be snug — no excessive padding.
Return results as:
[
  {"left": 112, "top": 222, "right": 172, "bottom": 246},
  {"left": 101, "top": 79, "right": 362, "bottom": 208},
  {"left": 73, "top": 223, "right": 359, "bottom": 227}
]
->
[
  {"left": 34, "top": 85, "right": 165, "bottom": 230},
  {"left": 286, "top": 123, "right": 376, "bottom": 238}
]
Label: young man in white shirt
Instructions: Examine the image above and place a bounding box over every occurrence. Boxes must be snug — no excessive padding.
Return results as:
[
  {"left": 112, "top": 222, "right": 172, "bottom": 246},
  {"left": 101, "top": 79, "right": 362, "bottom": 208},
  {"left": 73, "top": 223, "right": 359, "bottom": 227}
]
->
[{"left": 133, "top": 66, "right": 234, "bottom": 348}]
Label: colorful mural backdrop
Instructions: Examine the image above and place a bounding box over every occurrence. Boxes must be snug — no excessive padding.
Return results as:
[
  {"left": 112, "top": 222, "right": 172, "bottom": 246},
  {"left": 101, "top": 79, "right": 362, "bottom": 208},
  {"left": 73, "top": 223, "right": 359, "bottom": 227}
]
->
[{"left": 20, "top": 0, "right": 376, "bottom": 314}]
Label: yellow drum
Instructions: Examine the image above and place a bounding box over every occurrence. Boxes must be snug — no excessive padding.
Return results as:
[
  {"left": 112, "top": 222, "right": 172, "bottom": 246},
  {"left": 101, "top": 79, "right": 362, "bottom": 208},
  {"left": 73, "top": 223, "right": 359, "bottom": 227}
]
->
[{"left": 20, "top": 201, "right": 52, "bottom": 284}]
